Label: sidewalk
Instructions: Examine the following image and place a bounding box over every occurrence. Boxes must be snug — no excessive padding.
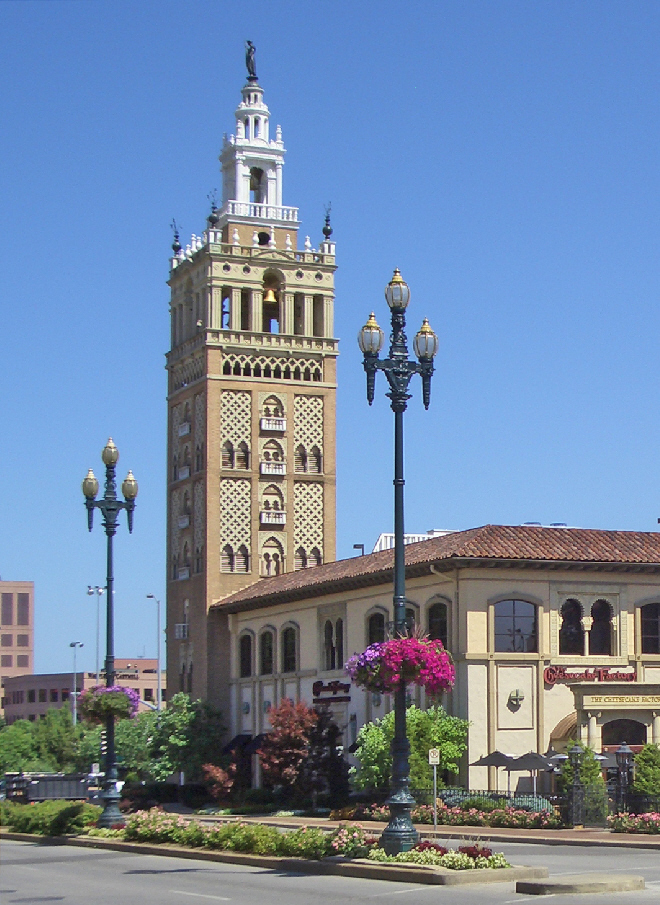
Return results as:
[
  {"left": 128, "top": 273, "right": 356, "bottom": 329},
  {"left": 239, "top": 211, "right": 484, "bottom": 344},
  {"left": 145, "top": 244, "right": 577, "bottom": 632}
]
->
[{"left": 197, "top": 812, "right": 660, "bottom": 850}]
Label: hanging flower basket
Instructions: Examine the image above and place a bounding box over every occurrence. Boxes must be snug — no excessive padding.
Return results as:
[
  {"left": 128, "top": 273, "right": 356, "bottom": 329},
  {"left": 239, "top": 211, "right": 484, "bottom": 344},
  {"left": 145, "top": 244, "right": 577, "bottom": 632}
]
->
[
  {"left": 78, "top": 685, "right": 140, "bottom": 724},
  {"left": 345, "top": 637, "right": 455, "bottom": 696}
]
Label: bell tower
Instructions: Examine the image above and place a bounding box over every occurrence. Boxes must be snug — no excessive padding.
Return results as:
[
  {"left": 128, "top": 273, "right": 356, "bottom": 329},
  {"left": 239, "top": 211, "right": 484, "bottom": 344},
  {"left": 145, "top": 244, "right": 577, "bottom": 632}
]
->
[{"left": 166, "top": 49, "right": 338, "bottom": 706}]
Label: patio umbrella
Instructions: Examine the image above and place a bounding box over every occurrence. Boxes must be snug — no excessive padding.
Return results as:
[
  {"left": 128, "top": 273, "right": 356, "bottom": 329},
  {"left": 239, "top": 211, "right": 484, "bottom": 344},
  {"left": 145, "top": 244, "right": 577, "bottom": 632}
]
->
[
  {"left": 505, "top": 752, "right": 553, "bottom": 795},
  {"left": 470, "top": 751, "right": 515, "bottom": 794}
]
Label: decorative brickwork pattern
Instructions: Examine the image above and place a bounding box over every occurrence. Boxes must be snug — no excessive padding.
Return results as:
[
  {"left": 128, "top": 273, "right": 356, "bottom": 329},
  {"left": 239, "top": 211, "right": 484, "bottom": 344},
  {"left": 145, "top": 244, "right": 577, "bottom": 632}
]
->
[
  {"left": 193, "top": 481, "right": 205, "bottom": 550},
  {"left": 294, "top": 481, "right": 324, "bottom": 556},
  {"left": 194, "top": 392, "right": 205, "bottom": 439},
  {"left": 224, "top": 354, "right": 322, "bottom": 383},
  {"left": 220, "top": 478, "right": 252, "bottom": 554},
  {"left": 170, "top": 489, "right": 181, "bottom": 555},
  {"left": 221, "top": 391, "right": 251, "bottom": 447},
  {"left": 294, "top": 395, "right": 323, "bottom": 450},
  {"left": 172, "top": 355, "right": 204, "bottom": 390}
]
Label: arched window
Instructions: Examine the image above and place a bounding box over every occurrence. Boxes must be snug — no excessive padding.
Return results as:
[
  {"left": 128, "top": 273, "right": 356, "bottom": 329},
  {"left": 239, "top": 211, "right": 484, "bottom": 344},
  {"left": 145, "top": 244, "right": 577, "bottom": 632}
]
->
[
  {"left": 239, "top": 634, "right": 252, "bottom": 678},
  {"left": 559, "top": 599, "right": 584, "bottom": 655},
  {"left": 324, "top": 620, "right": 336, "bottom": 670},
  {"left": 263, "top": 439, "right": 284, "bottom": 462},
  {"left": 335, "top": 618, "right": 344, "bottom": 667},
  {"left": 195, "top": 444, "right": 204, "bottom": 472},
  {"left": 428, "top": 601, "right": 448, "bottom": 649},
  {"left": 172, "top": 455, "right": 178, "bottom": 481},
  {"left": 179, "top": 665, "right": 185, "bottom": 692},
  {"left": 187, "top": 662, "right": 193, "bottom": 694},
  {"left": 641, "top": 602, "right": 660, "bottom": 654},
  {"left": 262, "top": 395, "right": 284, "bottom": 418},
  {"left": 261, "top": 536, "right": 284, "bottom": 576},
  {"left": 368, "top": 612, "right": 386, "bottom": 645},
  {"left": 294, "top": 444, "right": 307, "bottom": 473},
  {"left": 222, "top": 441, "right": 234, "bottom": 469},
  {"left": 194, "top": 546, "right": 203, "bottom": 574},
  {"left": 262, "top": 484, "right": 284, "bottom": 512},
  {"left": 309, "top": 547, "right": 322, "bottom": 567},
  {"left": 235, "top": 441, "right": 249, "bottom": 470},
  {"left": 282, "top": 626, "right": 297, "bottom": 673},
  {"left": 182, "top": 542, "right": 190, "bottom": 567},
  {"left": 313, "top": 294, "right": 324, "bottom": 337},
  {"left": 405, "top": 606, "right": 417, "bottom": 636},
  {"left": 249, "top": 167, "right": 264, "bottom": 203},
  {"left": 589, "top": 599, "right": 612, "bottom": 656},
  {"left": 235, "top": 545, "right": 249, "bottom": 573},
  {"left": 260, "top": 630, "right": 274, "bottom": 675},
  {"left": 294, "top": 547, "right": 307, "bottom": 570},
  {"left": 494, "top": 599, "right": 537, "bottom": 653},
  {"left": 309, "top": 446, "right": 322, "bottom": 474},
  {"left": 221, "top": 544, "right": 234, "bottom": 573}
]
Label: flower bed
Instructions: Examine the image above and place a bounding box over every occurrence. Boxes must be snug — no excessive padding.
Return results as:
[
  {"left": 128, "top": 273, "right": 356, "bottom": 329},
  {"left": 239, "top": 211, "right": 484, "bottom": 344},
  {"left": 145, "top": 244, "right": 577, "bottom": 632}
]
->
[
  {"left": 84, "top": 810, "right": 512, "bottom": 866},
  {"left": 345, "top": 637, "right": 454, "bottom": 695},
  {"left": 608, "top": 812, "right": 660, "bottom": 834},
  {"left": 333, "top": 802, "right": 563, "bottom": 829},
  {"left": 78, "top": 685, "right": 140, "bottom": 723}
]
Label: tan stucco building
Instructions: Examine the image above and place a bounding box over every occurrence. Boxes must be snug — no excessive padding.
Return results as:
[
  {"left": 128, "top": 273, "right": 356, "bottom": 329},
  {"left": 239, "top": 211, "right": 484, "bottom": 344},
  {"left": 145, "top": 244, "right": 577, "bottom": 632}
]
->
[
  {"left": 209, "top": 524, "right": 660, "bottom": 790},
  {"left": 0, "top": 581, "right": 34, "bottom": 717}
]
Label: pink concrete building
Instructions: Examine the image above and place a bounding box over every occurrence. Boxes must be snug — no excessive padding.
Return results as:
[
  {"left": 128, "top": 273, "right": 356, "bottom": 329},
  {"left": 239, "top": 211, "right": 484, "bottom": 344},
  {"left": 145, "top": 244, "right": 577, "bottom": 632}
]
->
[{"left": 2, "top": 658, "right": 166, "bottom": 724}]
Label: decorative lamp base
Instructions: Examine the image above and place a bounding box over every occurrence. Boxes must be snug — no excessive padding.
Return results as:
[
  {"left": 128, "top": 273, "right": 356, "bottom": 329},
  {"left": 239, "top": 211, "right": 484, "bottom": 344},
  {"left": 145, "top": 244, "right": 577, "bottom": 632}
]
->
[
  {"left": 379, "top": 796, "right": 419, "bottom": 855},
  {"left": 97, "top": 786, "right": 126, "bottom": 829}
]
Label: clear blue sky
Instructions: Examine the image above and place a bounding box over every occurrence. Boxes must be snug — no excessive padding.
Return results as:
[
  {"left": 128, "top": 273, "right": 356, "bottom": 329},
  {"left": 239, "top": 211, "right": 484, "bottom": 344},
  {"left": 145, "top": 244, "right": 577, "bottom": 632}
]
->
[{"left": 2, "top": 0, "right": 660, "bottom": 674}]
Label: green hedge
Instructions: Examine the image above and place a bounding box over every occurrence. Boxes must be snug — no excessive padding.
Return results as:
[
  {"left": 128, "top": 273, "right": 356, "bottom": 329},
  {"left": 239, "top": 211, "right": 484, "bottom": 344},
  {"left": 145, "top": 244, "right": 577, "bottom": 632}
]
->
[{"left": 1, "top": 800, "right": 101, "bottom": 836}]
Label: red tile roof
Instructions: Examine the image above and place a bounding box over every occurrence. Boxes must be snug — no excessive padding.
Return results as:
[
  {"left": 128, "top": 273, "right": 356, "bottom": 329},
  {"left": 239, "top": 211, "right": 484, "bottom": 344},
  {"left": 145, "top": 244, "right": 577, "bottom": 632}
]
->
[{"left": 211, "top": 524, "right": 660, "bottom": 613}]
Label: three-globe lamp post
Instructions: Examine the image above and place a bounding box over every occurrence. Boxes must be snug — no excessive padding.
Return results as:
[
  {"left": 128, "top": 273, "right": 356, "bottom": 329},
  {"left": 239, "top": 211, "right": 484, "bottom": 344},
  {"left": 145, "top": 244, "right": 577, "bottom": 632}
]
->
[
  {"left": 357, "top": 269, "right": 439, "bottom": 854},
  {"left": 82, "top": 438, "right": 138, "bottom": 828}
]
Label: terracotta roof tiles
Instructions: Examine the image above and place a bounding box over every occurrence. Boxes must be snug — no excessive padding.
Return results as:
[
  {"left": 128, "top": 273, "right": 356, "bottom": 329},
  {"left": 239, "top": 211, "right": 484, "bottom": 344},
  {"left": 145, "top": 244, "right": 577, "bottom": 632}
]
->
[{"left": 211, "top": 524, "right": 660, "bottom": 613}]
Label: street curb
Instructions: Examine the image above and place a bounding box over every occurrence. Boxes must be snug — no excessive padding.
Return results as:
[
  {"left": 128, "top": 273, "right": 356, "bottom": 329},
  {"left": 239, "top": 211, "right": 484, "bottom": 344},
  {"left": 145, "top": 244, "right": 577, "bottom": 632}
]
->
[
  {"left": 516, "top": 873, "right": 645, "bottom": 895},
  {"left": 0, "top": 833, "right": 547, "bottom": 886}
]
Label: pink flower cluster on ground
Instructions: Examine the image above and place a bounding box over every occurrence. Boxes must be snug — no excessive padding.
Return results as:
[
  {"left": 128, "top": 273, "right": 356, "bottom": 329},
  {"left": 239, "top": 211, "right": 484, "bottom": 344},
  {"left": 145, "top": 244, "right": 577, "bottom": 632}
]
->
[
  {"left": 609, "top": 811, "right": 660, "bottom": 834},
  {"left": 345, "top": 637, "right": 455, "bottom": 695}
]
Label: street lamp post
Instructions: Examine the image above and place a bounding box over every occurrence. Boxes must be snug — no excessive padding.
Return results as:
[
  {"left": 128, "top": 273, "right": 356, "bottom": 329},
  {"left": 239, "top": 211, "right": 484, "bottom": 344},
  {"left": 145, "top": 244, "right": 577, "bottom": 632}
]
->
[
  {"left": 146, "top": 595, "right": 162, "bottom": 712},
  {"left": 82, "top": 437, "right": 138, "bottom": 828},
  {"left": 616, "top": 741, "right": 633, "bottom": 813},
  {"left": 87, "top": 585, "right": 105, "bottom": 682},
  {"left": 69, "top": 641, "right": 83, "bottom": 726},
  {"left": 358, "top": 269, "right": 438, "bottom": 855}
]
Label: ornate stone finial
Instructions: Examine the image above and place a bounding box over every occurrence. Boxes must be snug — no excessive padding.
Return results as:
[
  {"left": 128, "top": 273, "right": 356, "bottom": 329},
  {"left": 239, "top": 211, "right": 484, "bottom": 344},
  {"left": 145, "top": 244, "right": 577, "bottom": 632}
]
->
[
  {"left": 285, "top": 234, "right": 292, "bottom": 250},
  {"left": 323, "top": 203, "right": 333, "bottom": 240},
  {"left": 232, "top": 228, "right": 240, "bottom": 246},
  {"left": 304, "top": 235, "right": 312, "bottom": 251},
  {"left": 171, "top": 219, "right": 181, "bottom": 255},
  {"left": 245, "top": 41, "right": 258, "bottom": 82},
  {"left": 252, "top": 230, "right": 259, "bottom": 247}
]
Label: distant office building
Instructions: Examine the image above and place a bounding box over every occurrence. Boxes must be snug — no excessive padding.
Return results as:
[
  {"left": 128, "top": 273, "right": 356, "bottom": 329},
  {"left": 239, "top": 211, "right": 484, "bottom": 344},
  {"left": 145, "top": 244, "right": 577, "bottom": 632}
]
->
[
  {"left": 2, "top": 658, "right": 166, "bottom": 724},
  {"left": 0, "top": 581, "right": 35, "bottom": 715}
]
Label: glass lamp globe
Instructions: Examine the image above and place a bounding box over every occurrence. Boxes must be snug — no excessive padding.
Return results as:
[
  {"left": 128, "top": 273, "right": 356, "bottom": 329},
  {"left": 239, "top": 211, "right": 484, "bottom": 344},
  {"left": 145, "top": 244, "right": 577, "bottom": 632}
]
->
[
  {"left": 384, "top": 268, "right": 410, "bottom": 310},
  {"left": 121, "top": 470, "right": 138, "bottom": 500},
  {"left": 82, "top": 469, "right": 99, "bottom": 499},
  {"left": 413, "top": 318, "right": 439, "bottom": 360},
  {"left": 101, "top": 438, "right": 119, "bottom": 466},
  {"left": 358, "top": 312, "right": 384, "bottom": 355}
]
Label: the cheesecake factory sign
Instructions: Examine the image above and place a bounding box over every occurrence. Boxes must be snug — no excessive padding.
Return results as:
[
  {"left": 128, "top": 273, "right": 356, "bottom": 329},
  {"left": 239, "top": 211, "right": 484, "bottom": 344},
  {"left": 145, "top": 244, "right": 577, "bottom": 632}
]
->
[{"left": 544, "top": 666, "right": 636, "bottom": 686}]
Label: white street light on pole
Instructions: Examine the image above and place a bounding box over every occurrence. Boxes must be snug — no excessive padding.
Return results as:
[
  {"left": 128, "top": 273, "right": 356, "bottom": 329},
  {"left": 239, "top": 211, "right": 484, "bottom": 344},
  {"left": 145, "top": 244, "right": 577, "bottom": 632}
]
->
[
  {"left": 87, "top": 586, "right": 105, "bottom": 682},
  {"left": 146, "top": 595, "right": 162, "bottom": 712},
  {"left": 69, "top": 641, "right": 84, "bottom": 725}
]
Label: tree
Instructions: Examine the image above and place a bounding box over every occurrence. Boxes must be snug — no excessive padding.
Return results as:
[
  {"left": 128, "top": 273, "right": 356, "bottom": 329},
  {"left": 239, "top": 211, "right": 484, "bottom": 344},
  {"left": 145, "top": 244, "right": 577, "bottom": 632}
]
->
[
  {"left": 149, "top": 693, "right": 226, "bottom": 781},
  {"left": 32, "top": 708, "right": 82, "bottom": 772},
  {"left": 298, "top": 705, "right": 350, "bottom": 806},
  {"left": 0, "top": 719, "right": 45, "bottom": 773},
  {"left": 350, "top": 704, "right": 469, "bottom": 791},
  {"left": 633, "top": 743, "right": 660, "bottom": 797},
  {"left": 557, "top": 742, "right": 605, "bottom": 795},
  {"left": 257, "top": 699, "right": 318, "bottom": 794}
]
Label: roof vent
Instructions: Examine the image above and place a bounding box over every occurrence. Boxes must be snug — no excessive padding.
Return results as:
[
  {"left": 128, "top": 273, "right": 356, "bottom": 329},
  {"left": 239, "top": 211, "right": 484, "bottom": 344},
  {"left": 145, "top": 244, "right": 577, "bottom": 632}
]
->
[{"left": 523, "top": 522, "right": 542, "bottom": 527}]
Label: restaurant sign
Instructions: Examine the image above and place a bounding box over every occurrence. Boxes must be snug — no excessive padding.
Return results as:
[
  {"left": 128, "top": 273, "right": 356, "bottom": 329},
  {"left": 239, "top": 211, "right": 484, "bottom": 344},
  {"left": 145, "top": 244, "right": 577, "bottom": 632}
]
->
[{"left": 544, "top": 666, "right": 636, "bottom": 686}]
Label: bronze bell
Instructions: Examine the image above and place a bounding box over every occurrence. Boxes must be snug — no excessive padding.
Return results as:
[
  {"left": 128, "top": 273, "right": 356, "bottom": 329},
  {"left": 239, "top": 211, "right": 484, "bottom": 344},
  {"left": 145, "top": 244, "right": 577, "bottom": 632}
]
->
[{"left": 263, "top": 288, "right": 278, "bottom": 303}]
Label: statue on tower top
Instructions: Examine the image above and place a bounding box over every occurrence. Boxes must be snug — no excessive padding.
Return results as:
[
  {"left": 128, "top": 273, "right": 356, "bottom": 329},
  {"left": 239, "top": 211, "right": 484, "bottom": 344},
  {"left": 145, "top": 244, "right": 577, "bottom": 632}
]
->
[{"left": 245, "top": 41, "right": 258, "bottom": 81}]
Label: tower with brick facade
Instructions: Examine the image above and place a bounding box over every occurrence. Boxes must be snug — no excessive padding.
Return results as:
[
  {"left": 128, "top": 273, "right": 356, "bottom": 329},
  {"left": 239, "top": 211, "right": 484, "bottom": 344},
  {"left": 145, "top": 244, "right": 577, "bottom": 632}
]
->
[{"left": 166, "top": 61, "right": 337, "bottom": 709}]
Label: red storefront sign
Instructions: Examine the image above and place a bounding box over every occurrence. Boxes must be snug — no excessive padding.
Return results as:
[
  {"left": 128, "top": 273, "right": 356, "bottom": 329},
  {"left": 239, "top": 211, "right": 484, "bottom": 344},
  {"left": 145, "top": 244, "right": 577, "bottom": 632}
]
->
[{"left": 543, "top": 666, "right": 637, "bottom": 686}]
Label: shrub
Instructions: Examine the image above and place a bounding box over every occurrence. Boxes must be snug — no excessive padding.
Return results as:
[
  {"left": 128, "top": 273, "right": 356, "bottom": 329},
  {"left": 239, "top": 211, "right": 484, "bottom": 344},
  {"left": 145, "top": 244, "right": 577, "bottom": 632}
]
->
[
  {"left": 0, "top": 800, "right": 100, "bottom": 836},
  {"left": 367, "top": 847, "right": 511, "bottom": 869},
  {"left": 328, "top": 823, "right": 376, "bottom": 858},
  {"left": 278, "top": 826, "right": 330, "bottom": 859}
]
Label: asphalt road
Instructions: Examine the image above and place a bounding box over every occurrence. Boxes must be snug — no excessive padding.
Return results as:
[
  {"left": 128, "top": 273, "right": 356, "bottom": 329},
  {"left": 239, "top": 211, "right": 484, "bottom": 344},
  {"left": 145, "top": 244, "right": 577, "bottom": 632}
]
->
[{"left": 2, "top": 838, "right": 660, "bottom": 905}]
